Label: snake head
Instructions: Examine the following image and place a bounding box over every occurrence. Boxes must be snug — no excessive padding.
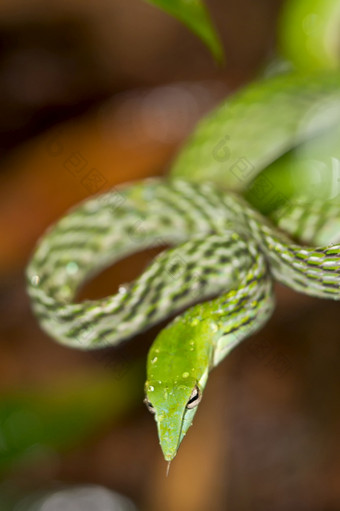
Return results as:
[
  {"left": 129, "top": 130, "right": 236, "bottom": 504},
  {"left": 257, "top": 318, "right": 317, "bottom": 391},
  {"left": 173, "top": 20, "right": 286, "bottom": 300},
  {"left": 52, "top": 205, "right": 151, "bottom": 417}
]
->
[
  {"left": 144, "top": 379, "right": 202, "bottom": 461},
  {"left": 144, "top": 313, "right": 215, "bottom": 461}
]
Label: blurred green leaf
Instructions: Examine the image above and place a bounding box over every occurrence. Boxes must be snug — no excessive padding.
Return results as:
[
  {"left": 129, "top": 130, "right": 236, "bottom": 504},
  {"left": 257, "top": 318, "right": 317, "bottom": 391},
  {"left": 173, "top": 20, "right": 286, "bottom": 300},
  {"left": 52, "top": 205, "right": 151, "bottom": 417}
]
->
[
  {"left": 170, "top": 72, "right": 340, "bottom": 190},
  {"left": 145, "top": 0, "right": 223, "bottom": 62},
  {"left": 244, "top": 122, "right": 340, "bottom": 214},
  {"left": 0, "top": 361, "right": 144, "bottom": 473}
]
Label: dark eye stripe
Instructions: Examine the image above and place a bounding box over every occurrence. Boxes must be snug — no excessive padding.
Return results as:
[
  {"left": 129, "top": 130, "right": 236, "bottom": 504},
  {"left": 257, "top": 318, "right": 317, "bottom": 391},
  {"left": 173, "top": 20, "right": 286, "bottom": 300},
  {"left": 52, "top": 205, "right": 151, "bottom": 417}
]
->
[
  {"left": 144, "top": 397, "right": 156, "bottom": 414},
  {"left": 186, "top": 386, "right": 201, "bottom": 409},
  {"left": 187, "top": 389, "right": 199, "bottom": 404}
]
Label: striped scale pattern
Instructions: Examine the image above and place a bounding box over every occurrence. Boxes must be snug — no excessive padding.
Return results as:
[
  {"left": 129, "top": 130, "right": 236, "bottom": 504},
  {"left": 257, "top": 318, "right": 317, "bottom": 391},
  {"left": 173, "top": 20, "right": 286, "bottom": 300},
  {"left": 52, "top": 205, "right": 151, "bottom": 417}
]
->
[
  {"left": 271, "top": 197, "right": 340, "bottom": 245},
  {"left": 27, "top": 178, "right": 340, "bottom": 353}
]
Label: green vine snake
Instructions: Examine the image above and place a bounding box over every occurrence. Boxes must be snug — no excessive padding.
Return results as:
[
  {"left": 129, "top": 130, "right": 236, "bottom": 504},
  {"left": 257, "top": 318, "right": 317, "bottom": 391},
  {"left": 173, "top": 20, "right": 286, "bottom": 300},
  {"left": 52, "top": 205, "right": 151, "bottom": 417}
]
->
[{"left": 26, "top": 70, "right": 340, "bottom": 462}]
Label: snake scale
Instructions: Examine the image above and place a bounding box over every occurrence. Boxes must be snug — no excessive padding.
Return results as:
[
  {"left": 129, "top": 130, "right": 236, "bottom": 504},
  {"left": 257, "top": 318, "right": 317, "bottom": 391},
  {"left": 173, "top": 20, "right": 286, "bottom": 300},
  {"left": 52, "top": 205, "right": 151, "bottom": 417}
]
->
[{"left": 27, "top": 71, "right": 340, "bottom": 461}]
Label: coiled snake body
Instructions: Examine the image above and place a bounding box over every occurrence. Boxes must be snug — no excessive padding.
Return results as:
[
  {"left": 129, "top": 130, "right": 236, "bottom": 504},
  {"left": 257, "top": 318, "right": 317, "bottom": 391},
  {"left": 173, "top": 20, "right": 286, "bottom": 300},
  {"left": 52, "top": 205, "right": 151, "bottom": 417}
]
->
[{"left": 27, "top": 72, "right": 340, "bottom": 461}]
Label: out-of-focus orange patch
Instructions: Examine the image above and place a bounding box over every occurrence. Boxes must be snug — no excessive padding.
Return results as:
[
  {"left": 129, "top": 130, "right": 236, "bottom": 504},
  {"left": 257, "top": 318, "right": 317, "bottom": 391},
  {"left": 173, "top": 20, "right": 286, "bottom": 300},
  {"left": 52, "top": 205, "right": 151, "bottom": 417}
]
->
[
  {"left": 0, "top": 107, "right": 176, "bottom": 273},
  {"left": 1, "top": 81, "right": 226, "bottom": 274}
]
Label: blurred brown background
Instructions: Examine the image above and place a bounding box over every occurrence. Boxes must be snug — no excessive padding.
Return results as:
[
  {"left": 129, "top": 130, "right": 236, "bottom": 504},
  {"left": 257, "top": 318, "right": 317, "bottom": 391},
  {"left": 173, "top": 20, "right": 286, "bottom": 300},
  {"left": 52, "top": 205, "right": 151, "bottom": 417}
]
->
[{"left": 1, "top": 1, "right": 340, "bottom": 510}]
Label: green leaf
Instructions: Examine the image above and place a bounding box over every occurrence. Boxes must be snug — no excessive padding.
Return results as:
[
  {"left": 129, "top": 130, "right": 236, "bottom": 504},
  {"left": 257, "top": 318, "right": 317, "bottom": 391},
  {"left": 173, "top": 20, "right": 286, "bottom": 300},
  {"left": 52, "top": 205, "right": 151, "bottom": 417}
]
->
[
  {"left": 0, "top": 361, "right": 145, "bottom": 474},
  {"left": 170, "top": 72, "right": 340, "bottom": 189},
  {"left": 145, "top": 0, "right": 223, "bottom": 62}
]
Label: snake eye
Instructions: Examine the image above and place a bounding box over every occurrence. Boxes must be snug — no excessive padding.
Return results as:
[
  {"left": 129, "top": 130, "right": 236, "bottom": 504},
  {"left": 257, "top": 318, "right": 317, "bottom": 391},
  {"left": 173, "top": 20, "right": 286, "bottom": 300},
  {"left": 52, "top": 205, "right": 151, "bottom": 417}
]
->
[
  {"left": 144, "top": 397, "right": 156, "bottom": 414},
  {"left": 186, "top": 385, "right": 202, "bottom": 409}
]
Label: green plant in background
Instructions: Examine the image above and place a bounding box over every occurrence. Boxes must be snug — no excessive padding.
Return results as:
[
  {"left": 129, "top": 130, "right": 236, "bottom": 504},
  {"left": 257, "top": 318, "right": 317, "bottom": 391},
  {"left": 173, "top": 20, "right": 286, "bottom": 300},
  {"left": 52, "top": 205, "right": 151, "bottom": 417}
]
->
[
  {"left": 0, "top": 362, "right": 144, "bottom": 474},
  {"left": 146, "top": 0, "right": 224, "bottom": 62},
  {"left": 279, "top": 0, "right": 340, "bottom": 71},
  {"left": 23, "top": 0, "right": 340, "bottom": 467}
]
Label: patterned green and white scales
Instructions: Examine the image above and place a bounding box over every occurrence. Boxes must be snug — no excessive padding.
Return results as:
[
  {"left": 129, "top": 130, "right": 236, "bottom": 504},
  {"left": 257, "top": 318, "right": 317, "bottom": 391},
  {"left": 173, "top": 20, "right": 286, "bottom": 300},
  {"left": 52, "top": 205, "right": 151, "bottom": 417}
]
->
[{"left": 27, "top": 72, "right": 340, "bottom": 461}]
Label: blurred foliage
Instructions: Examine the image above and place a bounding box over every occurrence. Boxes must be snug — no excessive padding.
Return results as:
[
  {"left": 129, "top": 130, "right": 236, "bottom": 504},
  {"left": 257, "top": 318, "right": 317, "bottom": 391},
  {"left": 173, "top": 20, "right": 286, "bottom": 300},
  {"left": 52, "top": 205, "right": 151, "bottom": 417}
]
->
[
  {"left": 0, "top": 361, "right": 144, "bottom": 474},
  {"left": 245, "top": 123, "right": 340, "bottom": 214},
  {"left": 145, "top": 0, "right": 223, "bottom": 61},
  {"left": 278, "top": 0, "right": 340, "bottom": 71}
]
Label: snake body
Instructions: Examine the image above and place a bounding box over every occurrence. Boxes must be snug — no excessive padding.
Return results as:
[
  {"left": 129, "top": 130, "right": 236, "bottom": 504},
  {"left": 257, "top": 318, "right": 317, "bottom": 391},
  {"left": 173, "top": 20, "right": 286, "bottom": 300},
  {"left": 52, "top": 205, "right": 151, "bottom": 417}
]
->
[{"left": 27, "top": 71, "right": 340, "bottom": 461}]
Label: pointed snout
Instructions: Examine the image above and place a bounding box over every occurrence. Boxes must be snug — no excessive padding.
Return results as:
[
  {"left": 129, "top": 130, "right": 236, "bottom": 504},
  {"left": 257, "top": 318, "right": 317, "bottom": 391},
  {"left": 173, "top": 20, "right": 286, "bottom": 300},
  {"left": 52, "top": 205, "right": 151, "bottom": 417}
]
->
[
  {"left": 156, "top": 411, "right": 183, "bottom": 461},
  {"left": 145, "top": 379, "right": 200, "bottom": 462}
]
